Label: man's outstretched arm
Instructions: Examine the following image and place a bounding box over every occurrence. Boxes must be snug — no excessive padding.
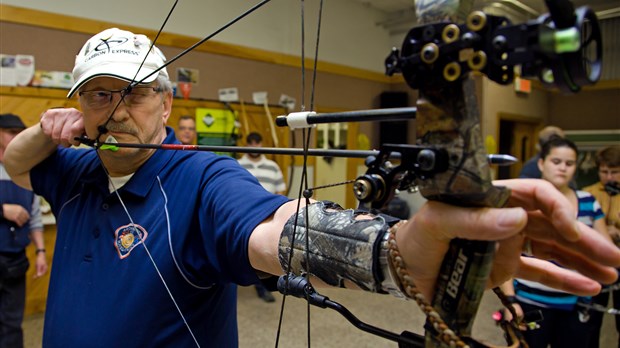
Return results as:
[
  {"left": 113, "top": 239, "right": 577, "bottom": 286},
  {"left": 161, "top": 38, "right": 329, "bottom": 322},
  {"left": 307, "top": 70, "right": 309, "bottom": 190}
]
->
[{"left": 248, "top": 179, "right": 620, "bottom": 300}]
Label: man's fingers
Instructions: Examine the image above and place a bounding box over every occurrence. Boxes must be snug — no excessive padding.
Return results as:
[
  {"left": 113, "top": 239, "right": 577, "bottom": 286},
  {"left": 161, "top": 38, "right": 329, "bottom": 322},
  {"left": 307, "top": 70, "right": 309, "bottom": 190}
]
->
[
  {"left": 47, "top": 116, "right": 68, "bottom": 146},
  {"left": 413, "top": 201, "right": 527, "bottom": 242},
  {"left": 516, "top": 257, "right": 604, "bottom": 296},
  {"left": 496, "top": 179, "right": 581, "bottom": 241},
  {"left": 525, "top": 213, "right": 620, "bottom": 267},
  {"left": 405, "top": 180, "right": 620, "bottom": 300},
  {"left": 527, "top": 239, "right": 619, "bottom": 284},
  {"left": 405, "top": 203, "right": 527, "bottom": 299},
  {"left": 487, "top": 234, "right": 523, "bottom": 287},
  {"left": 40, "top": 108, "right": 84, "bottom": 147}
]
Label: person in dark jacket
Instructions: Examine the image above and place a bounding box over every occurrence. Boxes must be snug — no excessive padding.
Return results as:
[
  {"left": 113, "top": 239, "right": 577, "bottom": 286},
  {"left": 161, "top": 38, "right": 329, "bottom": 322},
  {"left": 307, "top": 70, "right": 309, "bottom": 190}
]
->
[{"left": 0, "top": 113, "right": 47, "bottom": 348}]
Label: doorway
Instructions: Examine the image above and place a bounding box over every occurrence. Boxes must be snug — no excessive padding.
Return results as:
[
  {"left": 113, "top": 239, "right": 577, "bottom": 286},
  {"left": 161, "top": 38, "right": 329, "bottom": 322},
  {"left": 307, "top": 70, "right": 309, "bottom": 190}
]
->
[{"left": 497, "top": 114, "right": 542, "bottom": 179}]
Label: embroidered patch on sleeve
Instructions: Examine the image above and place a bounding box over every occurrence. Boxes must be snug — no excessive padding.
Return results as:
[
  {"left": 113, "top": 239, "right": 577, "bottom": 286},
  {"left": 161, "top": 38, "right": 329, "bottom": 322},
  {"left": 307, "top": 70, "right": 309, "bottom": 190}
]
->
[{"left": 114, "top": 224, "right": 148, "bottom": 259}]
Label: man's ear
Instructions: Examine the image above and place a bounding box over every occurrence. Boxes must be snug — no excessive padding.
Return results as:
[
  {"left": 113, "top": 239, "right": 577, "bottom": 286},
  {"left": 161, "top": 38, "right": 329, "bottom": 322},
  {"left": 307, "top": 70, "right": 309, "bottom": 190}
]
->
[{"left": 162, "top": 91, "right": 173, "bottom": 124}]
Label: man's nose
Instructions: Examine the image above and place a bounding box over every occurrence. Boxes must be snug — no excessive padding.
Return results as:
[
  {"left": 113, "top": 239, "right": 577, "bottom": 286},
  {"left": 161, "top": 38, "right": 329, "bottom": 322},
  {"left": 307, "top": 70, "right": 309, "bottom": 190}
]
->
[{"left": 110, "top": 104, "right": 130, "bottom": 121}]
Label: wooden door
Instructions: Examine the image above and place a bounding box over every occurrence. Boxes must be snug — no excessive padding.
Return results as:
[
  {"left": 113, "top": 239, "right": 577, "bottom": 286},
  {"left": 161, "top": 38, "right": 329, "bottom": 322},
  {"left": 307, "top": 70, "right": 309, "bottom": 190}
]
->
[{"left": 498, "top": 114, "right": 541, "bottom": 179}]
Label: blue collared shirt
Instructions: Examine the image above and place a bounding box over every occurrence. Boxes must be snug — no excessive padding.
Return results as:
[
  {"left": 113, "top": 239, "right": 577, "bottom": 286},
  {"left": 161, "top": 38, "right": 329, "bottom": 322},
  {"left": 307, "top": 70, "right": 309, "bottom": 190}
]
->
[{"left": 32, "top": 127, "right": 289, "bottom": 347}]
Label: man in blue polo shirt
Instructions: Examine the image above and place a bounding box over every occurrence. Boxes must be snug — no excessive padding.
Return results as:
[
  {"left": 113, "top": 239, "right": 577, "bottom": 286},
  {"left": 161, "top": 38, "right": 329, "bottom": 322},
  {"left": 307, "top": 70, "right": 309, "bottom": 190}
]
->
[{"left": 4, "top": 28, "right": 620, "bottom": 347}]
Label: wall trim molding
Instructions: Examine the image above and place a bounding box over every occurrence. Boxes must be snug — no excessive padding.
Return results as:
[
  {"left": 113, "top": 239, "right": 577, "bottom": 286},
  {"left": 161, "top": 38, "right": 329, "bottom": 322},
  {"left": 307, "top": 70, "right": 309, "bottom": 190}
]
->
[{"left": 0, "top": 4, "right": 404, "bottom": 85}]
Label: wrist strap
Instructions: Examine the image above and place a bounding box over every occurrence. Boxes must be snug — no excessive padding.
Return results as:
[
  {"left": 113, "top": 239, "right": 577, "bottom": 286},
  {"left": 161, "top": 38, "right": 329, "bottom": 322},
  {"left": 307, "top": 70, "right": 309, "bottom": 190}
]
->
[
  {"left": 379, "top": 221, "right": 407, "bottom": 298},
  {"left": 279, "top": 201, "right": 394, "bottom": 292}
]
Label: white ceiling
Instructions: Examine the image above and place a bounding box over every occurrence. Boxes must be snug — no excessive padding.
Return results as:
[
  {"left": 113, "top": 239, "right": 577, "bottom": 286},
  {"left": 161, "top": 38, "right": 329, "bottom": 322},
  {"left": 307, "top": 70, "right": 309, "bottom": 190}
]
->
[{"left": 352, "top": 0, "right": 620, "bottom": 36}]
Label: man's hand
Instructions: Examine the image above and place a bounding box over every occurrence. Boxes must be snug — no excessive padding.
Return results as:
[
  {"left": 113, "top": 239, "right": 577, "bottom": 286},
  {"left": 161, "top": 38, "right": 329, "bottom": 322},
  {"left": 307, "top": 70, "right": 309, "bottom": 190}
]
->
[
  {"left": 39, "top": 107, "right": 85, "bottom": 148},
  {"left": 34, "top": 252, "right": 48, "bottom": 279},
  {"left": 1, "top": 203, "right": 30, "bottom": 227},
  {"left": 396, "top": 179, "right": 620, "bottom": 300}
]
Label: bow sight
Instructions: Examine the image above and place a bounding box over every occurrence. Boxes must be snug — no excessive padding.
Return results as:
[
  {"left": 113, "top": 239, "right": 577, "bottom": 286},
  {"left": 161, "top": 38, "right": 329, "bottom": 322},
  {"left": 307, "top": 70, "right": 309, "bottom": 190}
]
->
[
  {"left": 352, "top": 0, "right": 603, "bottom": 213},
  {"left": 385, "top": 0, "right": 601, "bottom": 93}
]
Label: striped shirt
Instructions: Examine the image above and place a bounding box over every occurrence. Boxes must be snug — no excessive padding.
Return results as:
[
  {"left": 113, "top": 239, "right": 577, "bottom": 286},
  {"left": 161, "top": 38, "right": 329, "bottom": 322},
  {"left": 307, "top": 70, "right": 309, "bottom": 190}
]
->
[
  {"left": 238, "top": 155, "right": 286, "bottom": 194},
  {"left": 575, "top": 189, "right": 605, "bottom": 227},
  {"left": 515, "top": 190, "right": 604, "bottom": 310},
  {"left": 583, "top": 182, "right": 620, "bottom": 229}
]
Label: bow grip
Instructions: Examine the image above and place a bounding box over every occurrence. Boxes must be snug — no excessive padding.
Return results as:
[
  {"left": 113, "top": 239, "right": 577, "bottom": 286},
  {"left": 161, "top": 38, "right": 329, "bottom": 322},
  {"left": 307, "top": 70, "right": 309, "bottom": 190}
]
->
[
  {"left": 427, "top": 239, "right": 496, "bottom": 343},
  {"left": 415, "top": 78, "right": 511, "bottom": 347}
]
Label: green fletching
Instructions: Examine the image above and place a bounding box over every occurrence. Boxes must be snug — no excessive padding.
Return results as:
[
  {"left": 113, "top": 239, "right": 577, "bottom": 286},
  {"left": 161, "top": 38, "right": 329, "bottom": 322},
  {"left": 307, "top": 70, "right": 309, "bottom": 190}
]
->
[{"left": 99, "top": 144, "right": 119, "bottom": 152}]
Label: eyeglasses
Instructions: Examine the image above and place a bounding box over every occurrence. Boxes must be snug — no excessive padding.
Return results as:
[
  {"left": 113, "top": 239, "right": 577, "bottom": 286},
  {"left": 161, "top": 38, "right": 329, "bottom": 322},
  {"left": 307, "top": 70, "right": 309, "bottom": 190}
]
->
[{"left": 79, "top": 86, "right": 162, "bottom": 109}]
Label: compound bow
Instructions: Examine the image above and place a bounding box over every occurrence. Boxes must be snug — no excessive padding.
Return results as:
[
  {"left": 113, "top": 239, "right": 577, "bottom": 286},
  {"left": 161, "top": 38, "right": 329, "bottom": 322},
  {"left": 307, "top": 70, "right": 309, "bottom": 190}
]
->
[{"left": 273, "top": 0, "right": 602, "bottom": 347}]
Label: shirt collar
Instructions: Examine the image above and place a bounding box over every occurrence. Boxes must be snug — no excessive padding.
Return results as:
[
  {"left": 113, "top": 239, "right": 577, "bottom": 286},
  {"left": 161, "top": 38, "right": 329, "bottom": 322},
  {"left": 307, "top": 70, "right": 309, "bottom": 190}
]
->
[{"left": 243, "top": 153, "right": 265, "bottom": 162}]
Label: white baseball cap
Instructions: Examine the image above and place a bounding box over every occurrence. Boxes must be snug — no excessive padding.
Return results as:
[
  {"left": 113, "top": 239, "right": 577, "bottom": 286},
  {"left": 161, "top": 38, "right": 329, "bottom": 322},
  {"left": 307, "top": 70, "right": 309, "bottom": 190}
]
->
[{"left": 68, "top": 28, "right": 169, "bottom": 97}]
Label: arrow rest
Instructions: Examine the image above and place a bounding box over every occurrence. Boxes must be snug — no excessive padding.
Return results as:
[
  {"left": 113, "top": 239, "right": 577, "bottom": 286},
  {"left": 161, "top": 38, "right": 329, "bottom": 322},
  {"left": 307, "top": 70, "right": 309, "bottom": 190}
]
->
[{"left": 354, "top": 144, "right": 449, "bottom": 211}]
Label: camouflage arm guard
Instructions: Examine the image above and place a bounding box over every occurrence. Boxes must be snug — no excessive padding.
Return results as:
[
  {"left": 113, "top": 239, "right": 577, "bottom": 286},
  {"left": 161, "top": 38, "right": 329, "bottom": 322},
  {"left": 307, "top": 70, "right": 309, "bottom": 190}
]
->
[{"left": 278, "top": 201, "right": 401, "bottom": 294}]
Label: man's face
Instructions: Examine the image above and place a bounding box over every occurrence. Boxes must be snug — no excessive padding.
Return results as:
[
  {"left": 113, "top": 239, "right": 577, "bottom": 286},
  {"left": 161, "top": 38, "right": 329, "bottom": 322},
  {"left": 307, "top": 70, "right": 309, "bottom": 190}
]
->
[
  {"left": 247, "top": 140, "right": 262, "bottom": 158},
  {"left": 177, "top": 118, "right": 196, "bottom": 145},
  {"left": 0, "top": 128, "right": 22, "bottom": 161},
  {"left": 599, "top": 164, "right": 620, "bottom": 185},
  {"left": 78, "top": 77, "right": 172, "bottom": 160}
]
